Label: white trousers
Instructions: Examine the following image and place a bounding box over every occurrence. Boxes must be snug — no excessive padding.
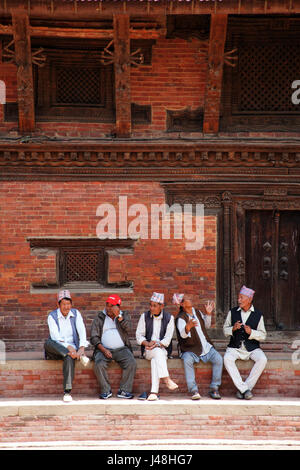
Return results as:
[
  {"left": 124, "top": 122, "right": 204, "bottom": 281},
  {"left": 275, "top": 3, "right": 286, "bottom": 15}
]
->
[
  {"left": 145, "top": 347, "right": 169, "bottom": 394},
  {"left": 224, "top": 347, "right": 267, "bottom": 394}
]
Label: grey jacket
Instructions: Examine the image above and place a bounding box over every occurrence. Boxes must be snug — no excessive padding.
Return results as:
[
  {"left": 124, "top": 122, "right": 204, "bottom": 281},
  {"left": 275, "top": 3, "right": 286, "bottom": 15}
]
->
[{"left": 90, "top": 310, "right": 133, "bottom": 358}]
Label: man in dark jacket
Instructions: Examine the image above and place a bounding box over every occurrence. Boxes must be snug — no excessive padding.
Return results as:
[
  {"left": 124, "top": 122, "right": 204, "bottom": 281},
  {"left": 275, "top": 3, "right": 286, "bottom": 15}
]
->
[
  {"left": 223, "top": 285, "right": 267, "bottom": 400},
  {"left": 90, "top": 294, "right": 136, "bottom": 399}
]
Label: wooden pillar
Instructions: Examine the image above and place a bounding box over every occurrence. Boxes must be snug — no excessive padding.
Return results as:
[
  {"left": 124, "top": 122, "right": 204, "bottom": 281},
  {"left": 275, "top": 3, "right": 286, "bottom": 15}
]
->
[
  {"left": 203, "top": 14, "right": 228, "bottom": 134},
  {"left": 113, "top": 14, "right": 131, "bottom": 138},
  {"left": 12, "top": 9, "right": 35, "bottom": 133}
]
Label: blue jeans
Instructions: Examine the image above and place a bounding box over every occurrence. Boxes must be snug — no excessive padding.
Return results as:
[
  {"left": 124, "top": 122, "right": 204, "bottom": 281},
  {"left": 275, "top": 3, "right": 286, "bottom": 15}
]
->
[{"left": 181, "top": 347, "right": 223, "bottom": 393}]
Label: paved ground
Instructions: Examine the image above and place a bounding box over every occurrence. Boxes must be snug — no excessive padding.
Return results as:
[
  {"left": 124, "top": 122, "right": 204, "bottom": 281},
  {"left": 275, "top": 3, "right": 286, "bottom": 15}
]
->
[{"left": 0, "top": 438, "right": 299, "bottom": 450}]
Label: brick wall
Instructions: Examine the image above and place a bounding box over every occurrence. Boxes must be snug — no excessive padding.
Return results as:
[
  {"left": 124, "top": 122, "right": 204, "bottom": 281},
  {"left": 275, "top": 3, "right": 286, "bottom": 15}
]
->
[
  {"left": 0, "top": 359, "right": 299, "bottom": 398},
  {"left": 0, "top": 181, "right": 217, "bottom": 345}
]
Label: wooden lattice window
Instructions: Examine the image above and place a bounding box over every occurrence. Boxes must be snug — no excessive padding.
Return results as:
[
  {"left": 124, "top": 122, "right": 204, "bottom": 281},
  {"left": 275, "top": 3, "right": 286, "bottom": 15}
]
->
[
  {"left": 61, "top": 249, "right": 104, "bottom": 285},
  {"left": 28, "top": 239, "right": 135, "bottom": 291},
  {"left": 220, "top": 17, "right": 300, "bottom": 132},
  {"left": 56, "top": 67, "right": 103, "bottom": 106},
  {"left": 33, "top": 42, "right": 115, "bottom": 122}
]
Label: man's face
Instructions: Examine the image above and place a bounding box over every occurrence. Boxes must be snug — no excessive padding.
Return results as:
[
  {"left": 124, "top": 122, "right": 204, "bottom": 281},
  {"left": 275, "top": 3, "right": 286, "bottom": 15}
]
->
[
  {"left": 238, "top": 294, "right": 252, "bottom": 311},
  {"left": 59, "top": 299, "right": 72, "bottom": 317},
  {"left": 182, "top": 298, "right": 193, "bottom": 311},
  {"left": 150, "top": 301, "right": 163, "bottom": 316}
]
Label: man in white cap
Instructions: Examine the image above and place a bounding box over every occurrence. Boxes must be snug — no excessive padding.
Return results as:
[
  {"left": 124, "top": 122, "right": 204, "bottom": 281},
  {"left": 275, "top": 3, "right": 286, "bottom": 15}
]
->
[
  {"left": 44, "top": 290, "right": 90, "bottom": 402},
  {"left": 223, "top": 285, "right": 267, "bottom": 399},
  {"left": 136, "top": 292, "right": 178, "bottom": 400},
  {"left": 174, "top": 294, "right": 222, "bottom": 400}
]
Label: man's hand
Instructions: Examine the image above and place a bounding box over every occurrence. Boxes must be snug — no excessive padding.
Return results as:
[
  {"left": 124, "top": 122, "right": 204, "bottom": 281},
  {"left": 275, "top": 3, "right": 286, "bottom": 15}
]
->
[
  {"left": 97, "top": 344, "right": 113, "bottom": 359},
  {"left": 67, "top": 346, "right": 78, "bottom": 359},
  {"left": 112, "top": 305, "right": 122, "bottom": 321},
  {"left": 77, "top": 346, "right": 85, "bottom": 357},
  {"left": 244, "top": 324, "right": 252, "bottom": 335},
  {"left": 205, "top": 300, "right": 215, "bottom": 316},
  {"left": 144, "top": 340, "right": 157, "bottom": 350},
  {"left": 232, "top": 321, "right": 243, "bottom": 332},
  {"left": 185, "top": 317, "right": 198, "bottom": 333}
]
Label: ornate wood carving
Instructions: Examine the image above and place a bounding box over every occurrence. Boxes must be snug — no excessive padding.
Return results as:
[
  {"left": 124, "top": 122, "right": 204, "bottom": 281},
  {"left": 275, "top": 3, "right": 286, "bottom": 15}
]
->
[
  {"left": 2, "top": 145, "right": 300, "bottom": 175},
  {"left": 11, "top": 9, "right": 35, "bottom": 133},
  {"left": 162, "top": 181, "right": 300, "bottom": 323},
  {"left": 113, "top": 14, "right": 131, "bottom": 138},
  {"left": 203, "top": 14, "right": 228, "bottom": 134}
]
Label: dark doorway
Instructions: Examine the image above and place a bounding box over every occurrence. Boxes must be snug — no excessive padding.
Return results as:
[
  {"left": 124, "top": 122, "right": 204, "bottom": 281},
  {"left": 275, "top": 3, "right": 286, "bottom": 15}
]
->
[{"left": 245, "top": 210, "right": 300, "bottom": 330}]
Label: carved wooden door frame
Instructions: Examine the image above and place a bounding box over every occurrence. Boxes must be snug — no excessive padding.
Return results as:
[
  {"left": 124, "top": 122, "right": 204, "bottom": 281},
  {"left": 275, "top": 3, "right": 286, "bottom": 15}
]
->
[{"left": 163, "top": 182, "right": 300, "bottom": 330}]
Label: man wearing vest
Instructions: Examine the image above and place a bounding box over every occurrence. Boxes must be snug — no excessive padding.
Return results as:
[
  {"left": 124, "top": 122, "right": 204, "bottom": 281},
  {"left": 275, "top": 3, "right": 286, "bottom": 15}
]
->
[
  {"left": 136, "top": 292, "right": 178, "bottom": 401},
  {"left": 90, "top": 294, "right": 136, "bottom": 399},
  {"left": 175, "top": 294, "right": 223, "bottom": 400},
  {"left": 44, "top": 290, "right": 90, "bottom": 402},
  {"left": 223, "top": 285, "right": 267, "bottom": 399}
]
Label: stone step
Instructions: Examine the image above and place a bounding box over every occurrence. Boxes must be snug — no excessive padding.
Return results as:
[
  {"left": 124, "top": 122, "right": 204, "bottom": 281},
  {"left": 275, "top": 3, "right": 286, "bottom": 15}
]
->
[{"left": 0, "top": 397, "right": 299, "bottom": 445}]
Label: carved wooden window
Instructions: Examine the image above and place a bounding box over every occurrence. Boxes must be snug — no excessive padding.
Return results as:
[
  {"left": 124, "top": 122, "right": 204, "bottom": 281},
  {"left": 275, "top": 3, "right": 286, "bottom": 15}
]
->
[
  {"left": 34, "top": 47, "right": 115, "bottom": 122},
  {"left": 28, "top": 239, "right": 134, "bottom": 291},
  {"left": 220, "top": 17, "right": 300, "bottom": 132}
]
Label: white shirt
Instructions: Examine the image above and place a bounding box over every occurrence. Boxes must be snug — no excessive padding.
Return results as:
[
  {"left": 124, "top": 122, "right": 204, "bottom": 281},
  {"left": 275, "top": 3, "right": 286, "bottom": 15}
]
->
[
  {"left": 101, "top": 310, "right": 125, "bottom": 350},
  {"left": 223, "top": 305, "right": 267, "bottom": 352},
  {"left": 136, "top": 311, "right": 175, "bottom": 348},
  {"left": 48, "top": 308, "right": 89, "bottom": 350},
  {"left": 177, "top": 308, "right": 212, "bottom": 356}
]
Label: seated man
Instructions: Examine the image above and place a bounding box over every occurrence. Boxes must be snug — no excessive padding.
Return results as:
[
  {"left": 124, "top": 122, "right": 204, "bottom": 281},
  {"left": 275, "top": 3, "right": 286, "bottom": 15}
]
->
[
  {"left": 90, "top": 294, "right": 136, "bottom": 399},
  {"left": 44, "top": 290, "right": 90, "bottom": 402},
  {"left": 175, "top": 294, "right": 223, "bottom": 400},
  {"left": 136, "top": 292, "right": 178, "bottom": 401},
  {"left": 223, "top": 285, "right": 267, "bottom": 400}
]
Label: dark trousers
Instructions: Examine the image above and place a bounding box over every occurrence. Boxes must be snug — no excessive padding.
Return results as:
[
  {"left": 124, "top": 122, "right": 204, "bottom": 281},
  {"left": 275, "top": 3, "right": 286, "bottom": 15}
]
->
[
  {"left": 44, "top": 338, "right": 75, "bottom": 392},
  {"left": 94, "top": 346, "right": 137, "bottom": 394}
]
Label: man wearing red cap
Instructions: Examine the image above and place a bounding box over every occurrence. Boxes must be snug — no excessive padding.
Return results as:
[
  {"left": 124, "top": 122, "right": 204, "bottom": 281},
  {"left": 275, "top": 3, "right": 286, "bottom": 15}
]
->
[{"left": 90, "top": 294, "right": 136, "bottom": 399}]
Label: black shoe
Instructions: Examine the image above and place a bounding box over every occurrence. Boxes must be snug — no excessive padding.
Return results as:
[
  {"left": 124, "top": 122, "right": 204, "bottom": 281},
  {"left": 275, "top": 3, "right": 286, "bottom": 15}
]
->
[
  {"left": 243, "top": 389, "right": 253, "bottom": 400},
  {"left": 209, "top": 389, "right": 221, "bottom": 400},
  {"left": 236, "top": 390, "right": 244, "bottom": 399},
  {"left": 117, "top": 390, "right": 134, "bottom": 399},
  {"left": 138, "top": 392, "right": 148, "bottom": 400},
  {"left": 99, "top": 391, "right": 112, "bottom": 400}
]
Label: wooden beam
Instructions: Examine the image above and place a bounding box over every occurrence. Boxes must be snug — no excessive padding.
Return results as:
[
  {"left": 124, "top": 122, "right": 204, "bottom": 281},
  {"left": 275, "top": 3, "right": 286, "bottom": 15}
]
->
[
  {"left": 113, "top": 14, "right": 131, "bottom": 138},
  {"left": 203, "top": 14, "right": 228, "bottom": 135},
  {"left": 12, "top": 10, "right": 35, "bottom": 133}
]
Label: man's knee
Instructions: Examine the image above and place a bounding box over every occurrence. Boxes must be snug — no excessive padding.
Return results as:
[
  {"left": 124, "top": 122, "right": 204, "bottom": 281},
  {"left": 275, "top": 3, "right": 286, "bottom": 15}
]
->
[
  {"left": 182, "top": 352, "right": 195, "bottom": 367},
  {"left": 224, "top": 352, "right": 236, "bottom": 368}
]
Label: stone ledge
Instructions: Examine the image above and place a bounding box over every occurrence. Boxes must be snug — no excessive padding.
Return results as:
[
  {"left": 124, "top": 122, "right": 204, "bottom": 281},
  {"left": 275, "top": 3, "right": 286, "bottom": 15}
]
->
[
  {"left": 2, "top": 351, "right": 299, "bottom": 372},
  {"left": 0, "top": 397, "right": 299, "bottom": 418}
]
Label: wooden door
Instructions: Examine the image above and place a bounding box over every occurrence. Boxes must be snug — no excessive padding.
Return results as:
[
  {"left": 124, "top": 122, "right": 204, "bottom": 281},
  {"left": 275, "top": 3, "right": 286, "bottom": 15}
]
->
[{"left": 245, "top": 211, "right": 300, "bottom": 330}]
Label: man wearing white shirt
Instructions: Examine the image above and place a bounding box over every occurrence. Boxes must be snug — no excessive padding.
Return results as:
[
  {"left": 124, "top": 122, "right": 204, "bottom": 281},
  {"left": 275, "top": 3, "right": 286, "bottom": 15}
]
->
[
  {"left": 223, "top": 285, "right": 267, "bottom": 399},
  {"left": 44, "top": 290, "right": 89, "bottom": 402},
  {"left": 175, "top": 294, "right": 223, "bottom": 400},
  {"left": 136, "top": 292, "right": 178, "bottom": 401}
]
